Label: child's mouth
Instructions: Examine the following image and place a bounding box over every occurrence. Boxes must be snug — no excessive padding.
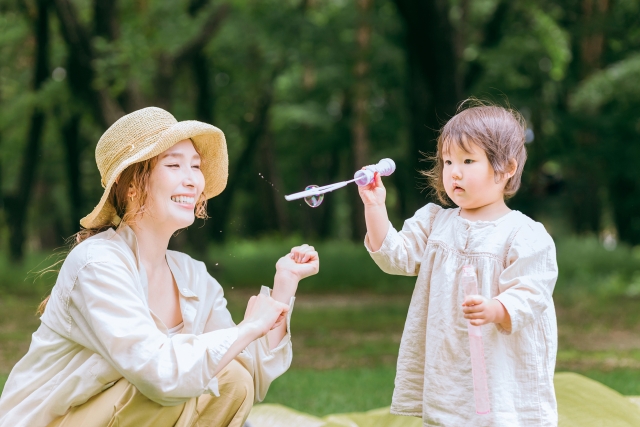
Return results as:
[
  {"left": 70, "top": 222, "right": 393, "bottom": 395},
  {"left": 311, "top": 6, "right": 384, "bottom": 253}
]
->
[{"left": 453, "top": 185, "right": 464, "bottom": 192}]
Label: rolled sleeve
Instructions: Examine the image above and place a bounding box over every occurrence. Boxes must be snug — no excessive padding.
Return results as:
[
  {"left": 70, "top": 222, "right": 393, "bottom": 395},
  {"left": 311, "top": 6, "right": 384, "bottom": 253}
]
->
[
  {"left": 494, "top": 225, "right": 558, "bottom": 334},
  {"left": 237, "top": 288, "right": 295, "bottom": 402},
  {"left": 68, "top": 261, "right": 238, "bottom": 405},
  {"left": 364, "top": 203, "right": 440, "bottom": 276}
]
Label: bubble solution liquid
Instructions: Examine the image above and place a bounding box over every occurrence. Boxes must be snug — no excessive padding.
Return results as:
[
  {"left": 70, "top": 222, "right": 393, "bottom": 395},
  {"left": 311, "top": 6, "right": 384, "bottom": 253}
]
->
[{"left": 461, "top": 265, "right": 491, "bottom": 415}]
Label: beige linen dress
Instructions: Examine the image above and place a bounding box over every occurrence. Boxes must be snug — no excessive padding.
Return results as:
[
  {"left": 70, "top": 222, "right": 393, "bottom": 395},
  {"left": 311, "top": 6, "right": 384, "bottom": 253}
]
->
[
  {"left": 365, "top": 204, "right": 558, "bottom": 426},
  {"left": 0, "top": 224, "right": 294, "bottom": 427}
]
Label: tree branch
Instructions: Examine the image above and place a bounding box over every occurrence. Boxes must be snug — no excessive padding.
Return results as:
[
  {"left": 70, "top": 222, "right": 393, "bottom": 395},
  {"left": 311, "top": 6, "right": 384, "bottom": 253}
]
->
[
  {"left": 52, "top": 0, "right": 124, "bottom": 127},
  {"left": 174, "top": 3, "right": 231, "bottom": 64}
]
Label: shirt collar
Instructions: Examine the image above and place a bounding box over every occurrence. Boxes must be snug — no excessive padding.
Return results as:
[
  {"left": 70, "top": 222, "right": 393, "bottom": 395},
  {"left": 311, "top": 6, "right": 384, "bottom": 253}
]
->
[{"left": 115, "top": 223, "right": 200, "bottom": 301}]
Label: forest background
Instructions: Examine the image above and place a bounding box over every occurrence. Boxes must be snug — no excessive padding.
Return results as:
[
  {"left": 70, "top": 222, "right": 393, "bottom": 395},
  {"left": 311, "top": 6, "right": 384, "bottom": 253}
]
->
[{"left": 1, "top": 0, "right": 640, "bottom": 416}]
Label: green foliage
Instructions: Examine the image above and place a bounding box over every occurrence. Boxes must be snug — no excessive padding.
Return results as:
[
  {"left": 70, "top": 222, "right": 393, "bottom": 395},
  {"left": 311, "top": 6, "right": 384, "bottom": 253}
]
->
[
  {"left": 570, "top": 54, "right": 640, "bottom": 114},
  {"left": 555, "top": 236, "right": 640, "bottom": 300}
]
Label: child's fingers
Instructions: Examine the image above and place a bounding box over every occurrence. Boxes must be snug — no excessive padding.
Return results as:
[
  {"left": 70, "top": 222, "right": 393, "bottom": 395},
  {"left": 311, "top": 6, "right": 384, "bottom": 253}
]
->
[
  {"left": 464, "top": 312, "right": 485, "bottom": 320},
  {"left": 375, "top": 171, "right": 383, "bottom": 187},
  {"left": 462, "top": 295, "right": 484, "bottom": 306}
]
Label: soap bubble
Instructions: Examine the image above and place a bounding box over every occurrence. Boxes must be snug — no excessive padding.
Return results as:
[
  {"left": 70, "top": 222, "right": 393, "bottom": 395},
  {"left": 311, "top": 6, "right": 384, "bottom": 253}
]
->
[{"left": 304, "top": 185, "right": 323, "bottom": 208}]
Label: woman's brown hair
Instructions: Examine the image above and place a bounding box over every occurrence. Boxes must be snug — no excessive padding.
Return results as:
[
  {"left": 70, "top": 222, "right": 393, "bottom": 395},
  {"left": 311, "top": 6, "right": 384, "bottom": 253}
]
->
[
  {"left": 36, "top": 146, "right": 208, "bottom": 315},
  {"left": 423, "top": 99, "right": 528, "bottom": 205}
]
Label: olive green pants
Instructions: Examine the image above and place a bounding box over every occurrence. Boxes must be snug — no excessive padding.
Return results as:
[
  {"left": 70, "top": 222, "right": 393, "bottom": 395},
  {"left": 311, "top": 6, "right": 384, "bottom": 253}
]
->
[{"left": 48, "top": 360, "right": 254, "bottom": 427}]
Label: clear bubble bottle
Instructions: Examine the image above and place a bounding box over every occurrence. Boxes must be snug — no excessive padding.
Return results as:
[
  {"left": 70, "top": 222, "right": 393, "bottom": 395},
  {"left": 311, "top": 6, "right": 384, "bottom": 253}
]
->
[{"left": 460, "top": 264, "right": 491, "bottom": 415}]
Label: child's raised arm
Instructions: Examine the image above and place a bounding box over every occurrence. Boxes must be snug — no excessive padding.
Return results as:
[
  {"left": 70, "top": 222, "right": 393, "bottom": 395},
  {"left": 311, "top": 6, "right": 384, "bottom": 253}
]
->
[{"left": 358, "top": 172, "right": 390, "bottom": 251}]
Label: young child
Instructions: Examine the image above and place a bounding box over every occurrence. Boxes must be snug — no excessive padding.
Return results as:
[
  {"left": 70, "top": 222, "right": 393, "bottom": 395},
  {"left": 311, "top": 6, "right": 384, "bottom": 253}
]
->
[{"left": 359, "top": 103, "right": 558, "bottom": 426}]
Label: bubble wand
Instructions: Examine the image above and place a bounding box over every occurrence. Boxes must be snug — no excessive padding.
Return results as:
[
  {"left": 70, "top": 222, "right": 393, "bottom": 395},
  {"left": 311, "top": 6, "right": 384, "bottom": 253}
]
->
[
  {"left": 461, "top": 265, "right": 491, "bottom": 415},
  {"left": 284, "top": 159, "right": 395, "bottom": 207}
]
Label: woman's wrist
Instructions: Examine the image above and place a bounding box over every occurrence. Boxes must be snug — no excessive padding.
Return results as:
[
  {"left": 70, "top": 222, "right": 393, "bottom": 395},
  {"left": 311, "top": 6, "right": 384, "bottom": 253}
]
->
[
  {"left": 272, "top": 270, "right": 299, "bottom": 302},
  {"left": 237, "top": 320, "right": 264, "bottom": 342}
]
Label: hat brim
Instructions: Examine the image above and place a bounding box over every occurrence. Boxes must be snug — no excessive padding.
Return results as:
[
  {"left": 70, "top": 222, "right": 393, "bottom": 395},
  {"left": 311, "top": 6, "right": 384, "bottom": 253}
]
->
[{"left": 80, "top": 121, "right": 227, "bottom": 229}]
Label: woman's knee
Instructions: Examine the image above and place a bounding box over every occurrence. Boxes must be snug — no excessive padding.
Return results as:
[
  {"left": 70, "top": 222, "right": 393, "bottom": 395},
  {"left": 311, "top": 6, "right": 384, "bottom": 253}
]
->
[{"left": 217, "top": 359, "right": 254, "bottom": 403}]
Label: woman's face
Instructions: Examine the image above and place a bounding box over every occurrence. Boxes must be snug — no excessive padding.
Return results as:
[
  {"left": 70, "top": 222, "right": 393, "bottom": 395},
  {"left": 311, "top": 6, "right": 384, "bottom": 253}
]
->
[{"left": 143, "top": 139, "right": 205, "bottom": 231}]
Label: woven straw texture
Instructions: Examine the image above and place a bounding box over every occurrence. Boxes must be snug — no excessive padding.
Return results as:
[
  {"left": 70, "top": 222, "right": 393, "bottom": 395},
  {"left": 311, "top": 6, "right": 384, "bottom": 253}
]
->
[{"left": 80, "top": 107, "right": 227, "bottom": 229}]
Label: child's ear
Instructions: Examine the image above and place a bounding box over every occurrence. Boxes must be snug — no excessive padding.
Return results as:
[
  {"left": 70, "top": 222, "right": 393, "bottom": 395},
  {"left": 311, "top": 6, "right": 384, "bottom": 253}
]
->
[{"left": 507, "top": 159, "right": 518, "bottom": 178}]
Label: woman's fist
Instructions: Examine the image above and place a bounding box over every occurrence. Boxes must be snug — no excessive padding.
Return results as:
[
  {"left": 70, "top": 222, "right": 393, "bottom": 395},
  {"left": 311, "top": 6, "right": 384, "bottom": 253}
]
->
[{"left": 275, "top": 244, "right": 319, "bottom": 281}]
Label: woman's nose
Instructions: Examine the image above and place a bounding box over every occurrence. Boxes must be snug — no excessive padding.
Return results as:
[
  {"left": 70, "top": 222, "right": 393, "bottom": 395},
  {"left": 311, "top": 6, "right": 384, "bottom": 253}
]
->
[{"left": 183, "top": 168, "right": 198, "bottom": 188}]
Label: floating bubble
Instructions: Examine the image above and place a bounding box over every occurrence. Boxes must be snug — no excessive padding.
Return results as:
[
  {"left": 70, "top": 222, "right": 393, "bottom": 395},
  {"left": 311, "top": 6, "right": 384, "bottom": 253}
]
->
[{"left": 304, "top": 185, "right": 324, "bottom": 208}]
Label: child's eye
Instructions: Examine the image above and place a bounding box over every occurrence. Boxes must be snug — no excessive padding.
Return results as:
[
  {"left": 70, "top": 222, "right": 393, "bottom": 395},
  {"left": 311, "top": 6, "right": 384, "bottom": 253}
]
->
[
  {"left": 464, "top": 159, "right": 474, "bottom": 164},
  {"left": 166, "top": 164, "right": 179, "bottom": 168},
  {"left": 444, "top": 160, "right": 452, "bottom": 165},
  {"left": 192, "top": 164, "right": 201, "bottom": 170}
]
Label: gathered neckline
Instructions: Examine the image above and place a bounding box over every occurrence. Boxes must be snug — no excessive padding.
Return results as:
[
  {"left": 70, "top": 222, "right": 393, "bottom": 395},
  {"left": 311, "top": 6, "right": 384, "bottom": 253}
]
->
[{"left": 455, "top": 208, "right": 518, "bottom": 226}]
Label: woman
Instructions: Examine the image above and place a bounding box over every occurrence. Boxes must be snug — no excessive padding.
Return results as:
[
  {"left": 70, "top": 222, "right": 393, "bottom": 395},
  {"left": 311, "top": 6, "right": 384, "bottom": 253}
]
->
[{"left": 0, "top": 107, "right": 319, "bottom": 427}]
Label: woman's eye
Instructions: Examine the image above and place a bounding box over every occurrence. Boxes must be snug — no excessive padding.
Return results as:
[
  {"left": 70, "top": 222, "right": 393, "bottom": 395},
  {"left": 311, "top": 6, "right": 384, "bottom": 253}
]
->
[
  {"left": 464, "top": 159, "right": 474, "bottom": 164},
  {"left": 166, "top": 164, "right": 179, "bottom": 168}
]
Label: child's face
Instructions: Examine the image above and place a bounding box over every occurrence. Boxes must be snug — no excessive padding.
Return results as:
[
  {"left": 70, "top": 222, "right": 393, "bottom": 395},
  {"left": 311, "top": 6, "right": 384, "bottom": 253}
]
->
[{"left": 442, "top": 138, "right": 509, "bottom": 210}]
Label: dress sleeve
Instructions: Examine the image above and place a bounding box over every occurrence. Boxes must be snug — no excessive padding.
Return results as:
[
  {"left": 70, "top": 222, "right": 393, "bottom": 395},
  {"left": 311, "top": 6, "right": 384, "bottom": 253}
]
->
[
  {"left": 493, "top": 224, "right": 558, "bottom": 334},
  {"left": 203, "top": 278, "right": 294, "bottom": 403},
  {"left": 364, "top": 203, "right": 441, "bottom": 276},
  {"left": 68, "top": 261, "right": 238, "bottom": 406}
]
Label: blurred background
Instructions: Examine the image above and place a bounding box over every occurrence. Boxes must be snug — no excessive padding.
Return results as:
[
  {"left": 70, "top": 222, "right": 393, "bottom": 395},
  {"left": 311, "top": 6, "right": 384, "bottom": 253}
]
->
[{"left": 1, "top": 0, "right": 640, "bottom": 416}]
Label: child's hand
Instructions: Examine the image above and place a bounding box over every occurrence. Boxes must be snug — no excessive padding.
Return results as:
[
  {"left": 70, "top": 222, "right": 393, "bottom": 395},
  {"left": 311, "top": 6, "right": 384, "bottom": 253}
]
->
[
  {"left": 275, "top": 244, "right": 320, "bottom": 281},
  {"left": 462, "top": 295, "right": 511, "bottom": 331},
  {"left": 358, "top": 171, "right": 386, "bottom": 207}
]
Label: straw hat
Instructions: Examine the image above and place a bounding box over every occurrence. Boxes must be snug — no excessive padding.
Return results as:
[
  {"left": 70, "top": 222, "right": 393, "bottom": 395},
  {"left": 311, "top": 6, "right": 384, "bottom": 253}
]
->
[{"left": 80, "top": 107, "right": 227, "bottom": 229}]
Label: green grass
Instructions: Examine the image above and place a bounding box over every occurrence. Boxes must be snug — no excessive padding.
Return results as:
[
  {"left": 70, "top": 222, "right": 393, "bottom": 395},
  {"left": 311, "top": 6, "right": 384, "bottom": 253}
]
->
[
  {"left": 263, "top": 367, "right": 397, "bottom": 416},
  {"left": 0, "top": 374, "right": 7, "bottom": 394},
  {"left": 566, "top": 369, "right": 640, "bottom": 396}
]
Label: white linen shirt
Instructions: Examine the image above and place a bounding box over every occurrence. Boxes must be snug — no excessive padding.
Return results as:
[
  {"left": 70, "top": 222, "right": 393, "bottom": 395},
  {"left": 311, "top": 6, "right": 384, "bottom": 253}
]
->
[
  {"left": 0, "top": 224, "right": 294, "bottom": 427},
  {"left": 366, "top": 204, "right": 558, "bottom": 427}
]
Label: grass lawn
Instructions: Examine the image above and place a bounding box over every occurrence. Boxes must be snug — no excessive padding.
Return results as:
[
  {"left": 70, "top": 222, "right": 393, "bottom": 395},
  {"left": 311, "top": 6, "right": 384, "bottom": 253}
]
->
[{"left": 2, "top": 236, "right": 640, "bottom": 414}]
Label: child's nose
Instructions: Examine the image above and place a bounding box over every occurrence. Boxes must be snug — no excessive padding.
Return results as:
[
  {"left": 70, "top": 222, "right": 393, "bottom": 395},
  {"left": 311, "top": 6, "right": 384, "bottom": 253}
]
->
[{"left": 451, "top": 167, "right": 462, "bottom": 180}]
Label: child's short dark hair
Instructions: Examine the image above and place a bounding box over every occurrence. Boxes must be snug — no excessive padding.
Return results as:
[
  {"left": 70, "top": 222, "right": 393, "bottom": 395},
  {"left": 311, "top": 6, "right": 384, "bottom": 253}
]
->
[{"left": 424, "top": 99, "right": 528, "bottom": 205}]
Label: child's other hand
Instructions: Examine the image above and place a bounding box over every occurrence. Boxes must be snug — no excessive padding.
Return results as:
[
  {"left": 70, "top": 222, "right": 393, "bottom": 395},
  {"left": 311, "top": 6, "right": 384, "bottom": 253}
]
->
[
  {"left": 276, "top": 244, "right": 320, "bottom": 281},
  {"left": 358, "top": 171, "right": 386, "bottom": 207},
  {"left": 462, "top": 295, "right": 511, "bottom": 330}
]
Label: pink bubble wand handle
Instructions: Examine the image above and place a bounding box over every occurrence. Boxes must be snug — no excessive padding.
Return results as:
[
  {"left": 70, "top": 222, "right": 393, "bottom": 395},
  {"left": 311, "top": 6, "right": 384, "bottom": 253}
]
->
[{"left": 461, "top": 265, "right": 491, "bottom": 415}]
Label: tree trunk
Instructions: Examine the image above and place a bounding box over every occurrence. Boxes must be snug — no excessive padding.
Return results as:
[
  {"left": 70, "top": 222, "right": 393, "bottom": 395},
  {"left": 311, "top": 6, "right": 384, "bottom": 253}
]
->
[
  {"left": 207, "top": 63, "right": 282, "bottom": 242},
  {"left": 5, "top": 0, "right": 50, "bottom": 261},
  {"left": 350, "top": 0, "right": 372, "bottom": 240},
  {"left": 393, "top": 0, "right": 461, "bottom": 212},
  {"left": 61, "top": 114, "right": 85, "bottom": 233},
  {"left": 261, "top": 130, "right": 289, "bottom": 233}
]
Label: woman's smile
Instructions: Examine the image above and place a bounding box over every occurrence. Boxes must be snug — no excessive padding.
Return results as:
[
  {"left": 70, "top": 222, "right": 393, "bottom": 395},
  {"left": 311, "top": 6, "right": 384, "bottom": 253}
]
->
[{"left": 170, "top": 194, "right": 196, "bottom": 207}]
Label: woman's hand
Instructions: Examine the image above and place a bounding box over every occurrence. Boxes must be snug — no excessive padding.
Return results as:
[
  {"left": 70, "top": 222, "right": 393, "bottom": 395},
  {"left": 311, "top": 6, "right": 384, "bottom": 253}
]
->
[
  {"left": 240, "top": 294, "right": 290, "bottom": 340},
  {"left": 358, "top": 172, "right": 386, "bottom": 207},
  {"left": 275, "top": 244, "right": 319, "bottom": 281}
]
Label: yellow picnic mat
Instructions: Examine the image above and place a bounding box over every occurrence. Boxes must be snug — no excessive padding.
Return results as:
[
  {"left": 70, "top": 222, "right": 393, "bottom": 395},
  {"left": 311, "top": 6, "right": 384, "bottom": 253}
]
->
[{"left": 247, "top": 372, "right": 640, "bottom": 427}]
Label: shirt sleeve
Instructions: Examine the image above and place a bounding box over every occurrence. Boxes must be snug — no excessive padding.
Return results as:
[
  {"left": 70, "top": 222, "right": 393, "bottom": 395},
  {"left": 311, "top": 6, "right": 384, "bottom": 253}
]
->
[
  {"left": 364, "top": 203, "right": 441, "bottom": 276},
  {"left": 493, "top": 224, "right": 558, "bottom": 335},
  {"left": 203, "top": 279, "right": 294, "bottom": 403},
  {"left": 68, "top": 260, "right": 239, "bottom": 406}
]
